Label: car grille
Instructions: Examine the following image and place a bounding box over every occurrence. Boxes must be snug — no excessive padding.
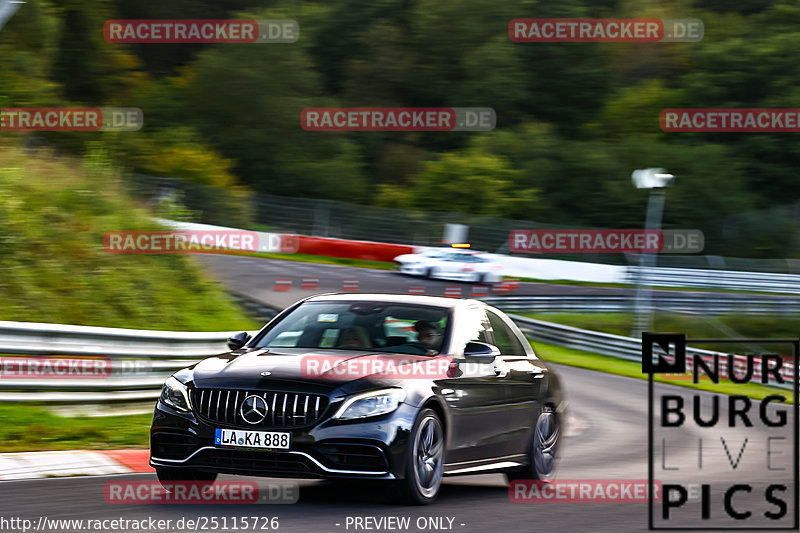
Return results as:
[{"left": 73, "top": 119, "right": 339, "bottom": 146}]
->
[
  {"left": 192, "top": 388, "right": 329, "bottom": 428},
  {"left": 195, "top": 448, "right": 313, "bottom": 474}
]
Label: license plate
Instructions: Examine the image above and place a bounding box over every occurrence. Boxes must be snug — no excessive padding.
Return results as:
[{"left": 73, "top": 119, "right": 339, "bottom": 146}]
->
[{"left": 215, "top": 428, "right": 291, "bottom": 450}]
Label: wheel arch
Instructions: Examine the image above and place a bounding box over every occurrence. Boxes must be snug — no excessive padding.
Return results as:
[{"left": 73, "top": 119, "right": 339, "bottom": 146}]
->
[{"left": 418, "top": 396, "right": 449, "bottom": 446}]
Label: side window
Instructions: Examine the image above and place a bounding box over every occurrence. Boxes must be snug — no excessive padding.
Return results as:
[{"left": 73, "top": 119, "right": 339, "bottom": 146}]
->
[
  {"left": 487, "top": 310, "right": 527, "bottom": 356},
  {"left": 459, "top": 307, "right": 491, "bottom": 349}
]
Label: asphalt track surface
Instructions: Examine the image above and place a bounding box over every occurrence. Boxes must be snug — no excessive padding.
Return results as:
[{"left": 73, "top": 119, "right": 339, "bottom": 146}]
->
[
  {"left": 3, "top": 366, "right": 794, "bottom": 532},
  {"left": 190, "top": 254, "right": 784, "bottom": 311},
  {"left": 2, "top": 256, "right": 795, "bottom": 532}
]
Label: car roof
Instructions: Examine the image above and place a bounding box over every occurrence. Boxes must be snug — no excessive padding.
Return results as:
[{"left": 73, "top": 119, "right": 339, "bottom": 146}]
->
[
  {"left": 425, "top": 247, "right": 486, "bottom": 252},
  {"left": 303, "top": 292, "right": 483, "bottom": 309}
]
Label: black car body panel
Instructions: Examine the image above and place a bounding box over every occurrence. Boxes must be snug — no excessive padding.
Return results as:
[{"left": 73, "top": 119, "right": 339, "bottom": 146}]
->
[{"left": 150, "top": 294, "right": 566, "bottom": 482}]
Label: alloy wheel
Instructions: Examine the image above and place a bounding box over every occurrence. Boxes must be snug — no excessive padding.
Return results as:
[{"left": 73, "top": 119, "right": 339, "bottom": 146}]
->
[
  {"left": 533, "top": 408, "right": 559, "bottom": 478},
  {"left": 412, "top": 415, "right": 444, "bottom": 498}
]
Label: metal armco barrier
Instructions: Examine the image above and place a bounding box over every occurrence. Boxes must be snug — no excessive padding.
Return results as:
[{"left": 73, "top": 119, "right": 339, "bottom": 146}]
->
[
  {"left": 509, "top": 314, "right": 794, "bottom": 390},
  {"left": 627, "top": 266, "right": 800, "bottom": 294},
  {"left": 0, "top": 320, "right": 253, "bottom": 403},
  {"left": 0, "top": 321, "right": 239, "bottom": 358},
  {"left": 482, "top": 295, "right": 800, "bottom": 315},
  {"left": 0, "top": 310, "right": 792, "bottom": 404}
]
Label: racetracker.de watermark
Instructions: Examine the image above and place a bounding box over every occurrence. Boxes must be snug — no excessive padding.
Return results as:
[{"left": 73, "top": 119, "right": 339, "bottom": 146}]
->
[
  {"left": 509, "top": 18, "right": 703, "bottom": 42},
  {"left": 0, "top": 356, "right": 112, "bottom": 379},
  {"left": 104, "top": 19, "right": 298, "bottom": 43},
  {"left": 103, "top": 480, "right": 298, "bottom": 504},
  {"left": 510, "top": 480, "right": 662, "bottom": 503},
  {"left": 301, "top": 354, "right": 455, "bottom": 380},
  {"left": 661, "top": 108, "right": 800, "bottom": 132},
  {"left": 103, "top": 230, "right": 299, "bottom": 254},
  {"left": 301, "top": 108, "right": 496, "bottom": 132},
  {"left": 0, "top": 108, "right": 142, "bottom": 131},
  {"left": 508, "top": 229, "right": 704, "bottom": 254}
]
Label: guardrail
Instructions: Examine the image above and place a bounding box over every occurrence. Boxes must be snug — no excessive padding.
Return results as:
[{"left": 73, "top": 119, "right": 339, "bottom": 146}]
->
[
  {"left": 0, "top": 313, "right": 792, "bottom": 403},
  {"left": 627, "top": 266, "right": 800, "bottom": 294},
  {"left": 0, "top": 321, "right": 252, "bottom": 403},
  {"left": 0, "top": 320, "right": 242, "bottom": 358},
  {"left": 482, "top": 295, "right": 800, "bottom": 315},
  {"left": 509, "top": 314, "right": 794, "bottom": 390}
]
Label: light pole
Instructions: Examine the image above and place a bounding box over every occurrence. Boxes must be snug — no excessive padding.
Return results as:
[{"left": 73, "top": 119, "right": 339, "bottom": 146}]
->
[{"left": 631, "top": 168, "right": 675, "bottom": 338}]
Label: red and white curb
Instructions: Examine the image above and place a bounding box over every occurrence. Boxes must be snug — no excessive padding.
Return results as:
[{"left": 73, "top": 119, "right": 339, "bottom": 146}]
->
[
  {"left": 341, "top": 279, "right": 359, "bottom": 291},
  {"left": 0, "top": 449, "right": 152, "bottom": 481}
]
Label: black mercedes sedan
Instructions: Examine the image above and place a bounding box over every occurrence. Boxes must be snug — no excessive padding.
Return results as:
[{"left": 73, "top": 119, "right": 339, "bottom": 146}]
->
[{"left": 150, "top": 294, "right": 566, "bottom": 504}]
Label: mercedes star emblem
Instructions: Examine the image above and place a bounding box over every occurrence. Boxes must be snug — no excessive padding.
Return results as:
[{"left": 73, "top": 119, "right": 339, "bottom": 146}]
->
[{"left": 240, "top": 395, "right": 268, "bottom": 424}]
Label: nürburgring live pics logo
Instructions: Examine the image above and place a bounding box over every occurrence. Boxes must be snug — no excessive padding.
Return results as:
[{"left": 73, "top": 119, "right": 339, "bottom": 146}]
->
[{"left": 643, "top": 332, "right": 799, "bottom": 530}]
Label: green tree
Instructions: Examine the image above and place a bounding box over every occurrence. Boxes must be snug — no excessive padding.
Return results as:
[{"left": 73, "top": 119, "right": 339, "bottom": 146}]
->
[
  {"left": 178, "top": 7, "right": 368, "bottom": 200},
  {"left": 0, "top": 0, "right": 62, "bottom": 106},
  {"left": 52, "top": 0, "right": 143, "bottom": 104},
  {"left": 378, "top": 147, "right": 541, "bottom": 219}
]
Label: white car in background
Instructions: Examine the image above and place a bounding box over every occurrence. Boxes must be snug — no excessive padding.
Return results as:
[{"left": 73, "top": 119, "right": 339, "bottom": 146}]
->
[
  {"left": 394, "top": 249, "right": 451, "bottom": 277},
  {"left": 395, "top": 249, "right": 503, "bottom": 283}
]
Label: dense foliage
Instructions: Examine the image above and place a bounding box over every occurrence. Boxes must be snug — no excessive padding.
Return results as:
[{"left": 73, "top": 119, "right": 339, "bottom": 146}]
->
[
  {"left": 0, "top": 143, "right": 258, "bottom": 329},
  {"left": 2, "top": 0, "right": 800, "bottom": 256}
]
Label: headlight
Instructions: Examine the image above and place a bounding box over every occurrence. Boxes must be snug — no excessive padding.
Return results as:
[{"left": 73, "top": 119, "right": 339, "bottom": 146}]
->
[
  {"left": 160, "top": 376, "right": 192, "bottom": 412},
  {"left": 333, "top": 389, "right": 406, "bottom": 420}
]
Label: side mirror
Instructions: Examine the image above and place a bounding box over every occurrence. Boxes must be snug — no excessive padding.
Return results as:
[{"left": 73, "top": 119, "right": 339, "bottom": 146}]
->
[
  {"left": 227, "top": 331, "right": 251, "bottom": 351},
  {"left": 463, "top": 341, "right": 500, "bottom": 363}
]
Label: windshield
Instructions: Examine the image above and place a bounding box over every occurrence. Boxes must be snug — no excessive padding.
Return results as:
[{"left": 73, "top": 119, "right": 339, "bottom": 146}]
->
[
  {"left": 447, "top": 254, "right": 485, "bottom": 263},
  {"left": 422, "top": 250, "right": 451, "bottom": 258},
  {"left": 255, "top": 301, "right": 450, "bottom": 355}
]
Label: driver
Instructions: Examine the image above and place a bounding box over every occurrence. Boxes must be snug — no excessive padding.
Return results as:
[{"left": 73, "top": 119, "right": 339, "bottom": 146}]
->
[{"left": 413, "top": 321, "right": 442, "bottom": 353}]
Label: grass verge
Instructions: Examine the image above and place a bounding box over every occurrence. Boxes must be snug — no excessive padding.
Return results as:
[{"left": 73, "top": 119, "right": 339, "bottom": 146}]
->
[
  {"left": 0, "top": 145, "right": 258, "bottom": 331},
  {"left": 0, "top": 403, "right": 151, "bottom": 452},
  {"left": 512, "top": 277, "right": 777, "bottom": 295},
  {"left": 532, "top": 341, "right": 793, "bottom": 401},
  {"left": 519, "top": 312, "right": 800, "bottom": 355},
  {"left": 243, "top": 251, "right": 396, "bottom": 270}
]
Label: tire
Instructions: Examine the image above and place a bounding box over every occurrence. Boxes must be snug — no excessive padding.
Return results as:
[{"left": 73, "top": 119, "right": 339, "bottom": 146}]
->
[
  {"left": 397, "top": 408, "right": 445, "bottom": 505},
  {"left": 156, "top": 467, "right": 218, "bottom": 488},
  {"left": 506, "top": 405, "right": 560, "bottom": 484}
]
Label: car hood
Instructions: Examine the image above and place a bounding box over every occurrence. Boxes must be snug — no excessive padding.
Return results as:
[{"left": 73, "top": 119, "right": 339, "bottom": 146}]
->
[
  {"left": 394, "top": 253, "right": 426, "bottom": 263},
  {"left": 190, "top": 347, "right": 448, "bottom": 395}
]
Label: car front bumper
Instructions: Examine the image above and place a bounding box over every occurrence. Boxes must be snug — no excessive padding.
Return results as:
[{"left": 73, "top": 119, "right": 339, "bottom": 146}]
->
[
  {"left": 399, "top": 264, "right": 428, "bottom": 276},
  {"left": 149, "top": 400, "right": 417, "bottom": 480}
]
